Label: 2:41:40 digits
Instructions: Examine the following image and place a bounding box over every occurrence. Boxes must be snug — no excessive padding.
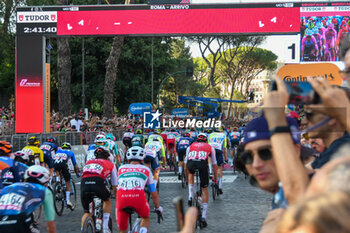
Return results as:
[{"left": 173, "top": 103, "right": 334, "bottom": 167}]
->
[{"left": 23, "top": 26, "right": 57, "bottom": 33}]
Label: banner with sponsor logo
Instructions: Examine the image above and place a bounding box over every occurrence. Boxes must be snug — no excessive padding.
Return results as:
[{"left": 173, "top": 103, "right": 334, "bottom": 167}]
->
[
  {"left": 16, "top": 36, "right": 44, "bottom": 133},
  {"left": 171, "top": 108, "right": 188, "bottom": 118},
  {"left": 129, "top": 103, "right": 152, "bottom": 115},
  {"left": 277, "top": 63, "right": 343, "bottom": 86},
  {"left": 17, "top": 11, "right": 57, "bottom": 23},
  {"left": 45, "top": 63, "right": 50, "bottom": 133}
]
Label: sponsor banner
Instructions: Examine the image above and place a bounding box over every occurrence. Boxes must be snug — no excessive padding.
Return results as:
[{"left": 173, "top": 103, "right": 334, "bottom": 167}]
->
[
  {"left": 207, "top": 111, "right": 220, "bottom": 118},
  {"left": 171, "top": 108, "right": 188, "bottom": 118},
  {"left": 56, "top": 7, "right": 299, "bottom": 35},
  {"left": 16, "top": 36, "right": 44, "bottom": 133},
  {"left": 277, "top": 63, "right": 343, "bottom": 86},
  {"left": 17, "top": 11, "right": 57, "bottom": 23},
  {"left": 129, "top": 103, "right": 152, "bottom": 115}
]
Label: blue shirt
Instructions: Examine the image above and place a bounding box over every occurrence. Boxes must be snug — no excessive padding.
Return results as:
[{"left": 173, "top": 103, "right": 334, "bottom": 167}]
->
[
  {"left": 53, "top": 149, "right": 77, "bottom": 166},
  {"left": 0, "top": 157, "right": 22, "bottom": 190},
  {"left": 40, "top": 142, "right": 58, "bottom": 157},
  {"left": 0, "top": 183, "right": 45, "bottom": 216},
  {"left": 2, "top": 162, "right": 28, "bottom": 187},
  {"left": 176, "top": 137, "right": 194, "bottom": 151}
]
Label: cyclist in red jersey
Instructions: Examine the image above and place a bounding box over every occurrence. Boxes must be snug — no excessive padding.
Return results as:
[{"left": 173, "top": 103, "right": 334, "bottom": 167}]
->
[
  {"left": 116, "top": 146, "right": 163, "bottom": 233},
  {"left": 184, "top": 133, "right": 217, "bottom": 228},
  {"left": 80, "top": 147, "right": 117, "bottom": 233}
]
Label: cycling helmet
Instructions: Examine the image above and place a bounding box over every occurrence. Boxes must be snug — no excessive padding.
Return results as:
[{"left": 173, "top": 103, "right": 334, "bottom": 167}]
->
[
  {"left": 155, "top": 129, "right": 161, "bottom": 134},
  {"left": 95, "top": 137, "right": 107, "bottom": 146},
  {"left": 232, "top": 127, "right": 239, "bottom": 131},
  {"left": 197, "top": 133, "right": 208, "bottom": 142},
  {"left": 14, "top": 151, "right": 30, "bottom": 163},
  {"left": 184, "top": 132, "right": 190, "bottom": 137},
  {"left": 24, "top": 165, "right": 50, "bottom": 185},
  {"left": 205, "top": 128, "right": 213, "bottom": 134},
  {"left": 28, "top": 136, "right": 40, "bottom": 146},
  {"left": 136, "top": 129, "right": 142, "bottom": 134},
  {"left": 126, "top": 146, "right": 145, "bottom": 161},
  {"left": 47, "top": 137, "right": 56, "bottom": 144},
  {"left": 61, "top": 142, "right": 72, "bottom": 150},
  {"left": 106, "top": 133, "right": 115, "bottom": 141},
  {"left": 306, "top": 29, "right": 313, "bottom": 36},
  {"left": 94, "top": 147, "right": 110, "bottom": 160},
  {"left": 0, "top": 141, "right": 12, "bottom": 155},
  {"left": 327, "top": 22, "right": 334, "bottom": 29},
  {"left": 95, "top": 134, "right": 106, "bottom": 142}
]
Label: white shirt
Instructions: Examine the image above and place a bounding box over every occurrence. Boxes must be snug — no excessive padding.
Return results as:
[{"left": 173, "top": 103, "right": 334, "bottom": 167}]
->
[{"left": 70, "top": 118, "right": 84, "bottom": 131}]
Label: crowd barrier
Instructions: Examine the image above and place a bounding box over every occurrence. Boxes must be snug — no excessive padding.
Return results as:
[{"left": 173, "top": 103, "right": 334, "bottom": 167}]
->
[
  {"left": 0, "top": 130, "right": 125, "bottom": 152},
  {"left": 69, "top": 141, "right": 126, "bottom": 170}
]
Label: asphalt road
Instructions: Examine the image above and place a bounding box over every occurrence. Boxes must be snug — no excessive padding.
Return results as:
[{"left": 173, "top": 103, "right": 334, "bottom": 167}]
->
[{"left": 38, "top": 169, "right": 271, "bottom": 233}]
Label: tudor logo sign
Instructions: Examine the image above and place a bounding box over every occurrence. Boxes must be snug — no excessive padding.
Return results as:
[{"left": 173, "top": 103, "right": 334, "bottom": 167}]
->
[{"left": 17, "top": 11, "right": 57, "bottom": 23}]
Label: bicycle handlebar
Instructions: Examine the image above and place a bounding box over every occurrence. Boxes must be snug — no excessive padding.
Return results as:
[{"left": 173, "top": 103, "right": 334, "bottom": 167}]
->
[{"left": 153, "top": 209, "right": 163, "bottom": 224}]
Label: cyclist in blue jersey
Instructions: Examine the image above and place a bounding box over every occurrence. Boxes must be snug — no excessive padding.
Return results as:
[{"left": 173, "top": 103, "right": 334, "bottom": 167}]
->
[
  {"left": 53, "top": 142, "right": 80, "bottom": 209},
  {"left": 176, "top": 132, "right": 194, "bottom": 180},
  {"left": 0, "top": 142, "right": 24, "bottom": 190},
  {"left": 0, "top": 165, "right": 56, "bottom": 233},
  {"left": 40, "top": 137, "right": 58, "bottom": 177},
  {"left": 2, "top": 151, "right": 29, "bottom": 188},
  {"left": 229, "top": 127, "right": 241, "bottom": 166}
]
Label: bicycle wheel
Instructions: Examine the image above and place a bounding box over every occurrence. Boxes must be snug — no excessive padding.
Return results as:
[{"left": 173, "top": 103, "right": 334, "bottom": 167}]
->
[
  {"left": 173, "top": 156, "right": 178, "bottom": 175},
  {"left": 33, "top": 205, "right": 42, "bottom": 223},
  {"left": 181, "top": 172, "right": 185, "bottom": 188},
  {"left": 70, "top": 180, "right": 77, "bottom": 210},
  {"left": 194, "top": 196, "right": 202, "bottom": 230},
  {"left": 108, "top": 216, "right": 113, "bottom": 232},
  {"left": 82, "top": 215, "right": 96, "bottom": 233},
  {"left": 211, "top": 184, "right": 216, "bottom": 201},
  {"left": 53, "top": 182, "right": 65, "bottom": 216}
]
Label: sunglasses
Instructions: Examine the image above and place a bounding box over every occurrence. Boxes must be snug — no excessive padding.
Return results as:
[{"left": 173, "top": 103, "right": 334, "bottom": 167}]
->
[
  {"left": 241, "top": 146, "right": 272, "bottom": 165},
  {"left": 339, "top": 69, "right": 350, "bottom": 78}
]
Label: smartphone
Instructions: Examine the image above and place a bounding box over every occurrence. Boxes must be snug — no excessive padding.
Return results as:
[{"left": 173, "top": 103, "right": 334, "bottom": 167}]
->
[
  {"left": 173, "top": 196, "right": 185, "bottom": 231},
  {"left": 271, "top": 81, "right": 320, "bottom": 105}
]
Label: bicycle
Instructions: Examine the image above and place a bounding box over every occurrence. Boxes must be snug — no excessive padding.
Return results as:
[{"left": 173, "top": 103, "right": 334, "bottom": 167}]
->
[
  {"left": 180, "top": 164, "right": 187, "bottom": 189},
  {"left": 81, "top": 193, "right": 113, "bottom": 233},
  {"left": 122, "top": 207, "right": 163, "bottom": 233},
  {"left": 53, "top": 174, "right": 77, "bottom": 216},
  {"left": 192, "top": 170, "right": 204, "bottom": 230},
  {"left": 144, "top": 179, "right": 160, "bottom": 202},
  {"left": 211, "top": 178, "right": 220, "bottom": 201}
]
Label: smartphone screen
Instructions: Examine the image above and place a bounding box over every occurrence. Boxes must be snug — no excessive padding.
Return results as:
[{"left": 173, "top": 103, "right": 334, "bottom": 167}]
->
[
  {"left": 271, "top": 81, "right": 319, "bottom": 105},
  {"left": 173, "top": 196, "right": 185, "bottom": 231}
]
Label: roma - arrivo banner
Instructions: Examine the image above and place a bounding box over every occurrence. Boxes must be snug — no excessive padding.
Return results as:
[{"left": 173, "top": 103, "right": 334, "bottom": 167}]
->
[{"left": 57, "top": 7, "right": 300, "bottom": 36}]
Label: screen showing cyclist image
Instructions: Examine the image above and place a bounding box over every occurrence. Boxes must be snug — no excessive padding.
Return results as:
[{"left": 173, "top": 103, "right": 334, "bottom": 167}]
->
[{"left": 300, "top": 16, "right": 350, "bottom": 62}]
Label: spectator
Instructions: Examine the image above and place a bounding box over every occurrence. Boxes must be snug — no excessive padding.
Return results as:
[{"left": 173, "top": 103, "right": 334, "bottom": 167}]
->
[
  {"left": 70, "top": 114, "right": 84, "bottom": 132},
  {"left": 277, "top": 191, "right": 350, "bottom": 233}
]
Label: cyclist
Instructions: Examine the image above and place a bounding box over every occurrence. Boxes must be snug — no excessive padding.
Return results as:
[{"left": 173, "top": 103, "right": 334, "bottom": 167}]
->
[
  {"left": 208, "top": 127, "right": 228, "bottom": 194},
  {"left": 160, "top": 129, "right": 168, "bottom": 144},
  {"left": 52, "top": 142, "right": 80, "bottom": 209},
  {"left": 95, "top": 135, "right": 115, "bottom": 163},
  {"left": 301, "top": 29, "right": 318, "bottom": 61},
  {"left": 148, "top": 129, "right": 164, "bottom": 145},
  {"left": 0, "top": 142, "right": 25, "bottom": 190},
  {"left": 229, "top": 127, "right": 241, "bottom": 166},
  {"left": 144, "top": 138, "right": 166, "bottom": 187},
  {"left": 81, "top": 147, "right": 117, "bottom": 233},
  {"left": 122, "top": 128, "right": 134, "bottom": 153},
  {"left": 2, "top": 151, "right": 29, "bottom": 188},
  {"left": 176, "top": 132, "right": 194, "bottom": 180},
  {"left": 22, "top": 136, "right": 44, "bottom": 166},
  {"left": 323, "top": 22, "right": 338, "bottom": 61},
  {"left": 106, "top": 133, "right": 121, "bottom": 166},
  {"left": 166, "top": 129, "right": 179, "bottom": 163},
  {"left": 40, "top": 137, "right": 58, "bottom": 177},
  {"left": 0, "top": 165, "right": 56, "bottom": 233},
  {"left": 131, "top": 129, "right": 145, "bottom": 147},
  {"left": 116, "top": 146, "right": 163, "bottom": 233},
  {"left": 185, "top": 133, "right": 217, "bottom": 228},
  {"left": 189, "top": 128, "right": 197, "bottom": 141}
]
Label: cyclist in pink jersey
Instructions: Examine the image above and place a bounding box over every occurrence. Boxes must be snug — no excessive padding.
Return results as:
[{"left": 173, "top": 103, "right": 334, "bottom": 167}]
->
[
  {"left": 323, "top": 23, "right": 338, "bottom": 61},
  {"left": 301, "top": 29, "right": 318, "bottom": 61}
]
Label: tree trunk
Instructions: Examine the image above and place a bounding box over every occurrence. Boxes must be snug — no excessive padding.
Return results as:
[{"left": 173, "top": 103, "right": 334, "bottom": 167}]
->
[
  {"left": 57, "top": 0, "right": 72, "bottom": 117},
  {"left": 1, "top": 0, "right": 13, "bottom": 35},
  {"left": 103, "top": 36, "right": 124, "bottom": 118},
  {"left": 57, "top": 37, "right": 72, "bottom": 116}
]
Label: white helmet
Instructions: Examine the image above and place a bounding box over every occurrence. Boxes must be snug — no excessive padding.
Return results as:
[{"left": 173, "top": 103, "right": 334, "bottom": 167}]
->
[
  {"left": 95, "top": 134, "right": 106, "bottom": 142},
  {"left": 126, "top": 146, "right": 145, "bottom": 161},
  {"left": 24, "top": 165, "right": 50, "bottom": 185}
]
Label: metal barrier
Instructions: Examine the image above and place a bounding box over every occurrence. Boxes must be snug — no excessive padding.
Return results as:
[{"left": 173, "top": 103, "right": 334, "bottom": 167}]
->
[{"left": 0, "top": 130, "right": 125, "bottom": 151}]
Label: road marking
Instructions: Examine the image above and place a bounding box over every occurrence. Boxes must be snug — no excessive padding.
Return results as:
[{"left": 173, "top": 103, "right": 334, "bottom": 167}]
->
[{"left": 159, "top": 175, "right": 237, "bottom": 184}]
